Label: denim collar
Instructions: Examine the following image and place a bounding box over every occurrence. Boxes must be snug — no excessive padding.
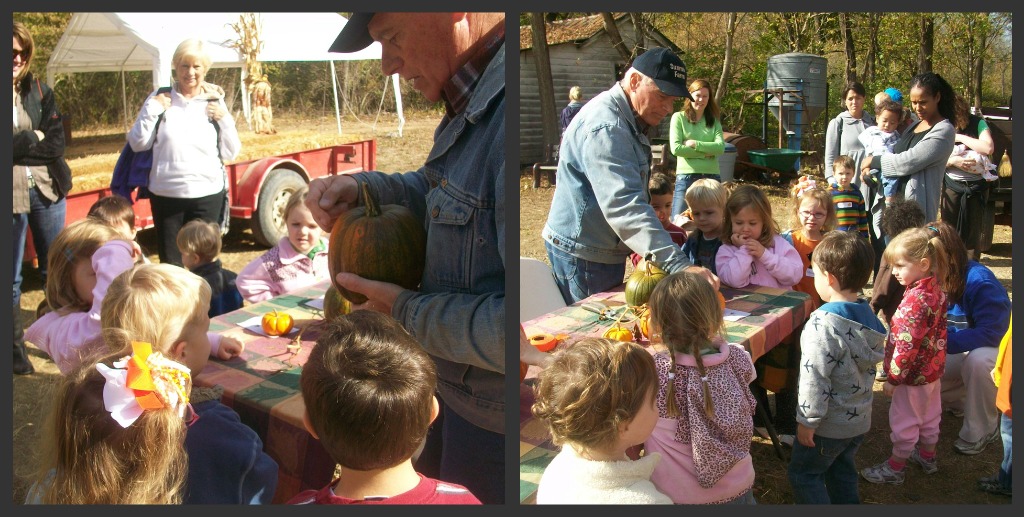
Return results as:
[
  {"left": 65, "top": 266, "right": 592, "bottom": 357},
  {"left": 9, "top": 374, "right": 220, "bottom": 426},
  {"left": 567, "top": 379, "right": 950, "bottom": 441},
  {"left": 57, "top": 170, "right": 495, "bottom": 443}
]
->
[{"left": 609, "top": 84, "right": 649, "bottom": 142}]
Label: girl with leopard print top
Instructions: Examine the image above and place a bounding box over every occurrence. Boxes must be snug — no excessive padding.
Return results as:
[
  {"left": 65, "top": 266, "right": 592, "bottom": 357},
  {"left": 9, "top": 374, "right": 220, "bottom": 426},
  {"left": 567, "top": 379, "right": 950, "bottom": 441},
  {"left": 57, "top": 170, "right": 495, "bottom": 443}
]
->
[{"left": 643, "top": 271, "right": 758, "bottom": 504}]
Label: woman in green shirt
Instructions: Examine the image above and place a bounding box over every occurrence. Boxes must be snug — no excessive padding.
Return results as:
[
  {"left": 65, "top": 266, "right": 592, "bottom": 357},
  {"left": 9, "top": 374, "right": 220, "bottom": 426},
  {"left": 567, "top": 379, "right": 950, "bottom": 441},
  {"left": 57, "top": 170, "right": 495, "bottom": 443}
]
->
[{"left": 669, "top": 79, "right": 725, "bottom": 217}]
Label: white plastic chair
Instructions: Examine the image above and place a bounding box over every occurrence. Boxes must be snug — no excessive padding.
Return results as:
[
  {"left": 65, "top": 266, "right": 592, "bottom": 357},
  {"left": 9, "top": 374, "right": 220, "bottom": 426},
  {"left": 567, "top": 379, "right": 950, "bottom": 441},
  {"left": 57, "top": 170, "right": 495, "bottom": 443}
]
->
[{"left": 519, "top": 257, "right": 568, "bottom": 323}]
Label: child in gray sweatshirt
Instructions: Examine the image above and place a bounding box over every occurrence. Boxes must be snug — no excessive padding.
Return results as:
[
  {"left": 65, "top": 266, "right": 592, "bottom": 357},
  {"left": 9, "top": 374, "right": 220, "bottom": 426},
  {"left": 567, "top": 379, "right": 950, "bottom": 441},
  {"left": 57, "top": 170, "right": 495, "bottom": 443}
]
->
[{"left": 788, "top": 231, "right": 886, "bottom": 504}]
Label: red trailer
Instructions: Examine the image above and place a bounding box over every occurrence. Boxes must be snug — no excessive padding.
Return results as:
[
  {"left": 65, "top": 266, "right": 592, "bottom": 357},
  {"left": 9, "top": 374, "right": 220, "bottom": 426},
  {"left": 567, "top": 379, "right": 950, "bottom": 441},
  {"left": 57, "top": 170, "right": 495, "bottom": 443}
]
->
[{"left": 22, "top": 139, "right": 376, "bottom": 266}]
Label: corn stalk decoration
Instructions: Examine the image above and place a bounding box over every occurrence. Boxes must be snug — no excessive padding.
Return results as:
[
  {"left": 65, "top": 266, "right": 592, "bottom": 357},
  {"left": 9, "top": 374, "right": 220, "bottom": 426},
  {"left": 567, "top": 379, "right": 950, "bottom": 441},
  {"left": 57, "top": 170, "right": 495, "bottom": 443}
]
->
[{"left": 227, "top": 13, "right": 276, "bottom": 134}]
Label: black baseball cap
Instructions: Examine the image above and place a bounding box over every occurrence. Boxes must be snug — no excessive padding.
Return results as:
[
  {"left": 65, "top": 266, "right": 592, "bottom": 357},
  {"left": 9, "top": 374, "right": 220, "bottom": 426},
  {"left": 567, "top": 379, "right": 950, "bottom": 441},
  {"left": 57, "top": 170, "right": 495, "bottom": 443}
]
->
[
  {"left": 329, "top": 13, "right": 376, "bottom": 53},
  {"left": 631, "top": 47, "right": 693, "bottom": 101}
]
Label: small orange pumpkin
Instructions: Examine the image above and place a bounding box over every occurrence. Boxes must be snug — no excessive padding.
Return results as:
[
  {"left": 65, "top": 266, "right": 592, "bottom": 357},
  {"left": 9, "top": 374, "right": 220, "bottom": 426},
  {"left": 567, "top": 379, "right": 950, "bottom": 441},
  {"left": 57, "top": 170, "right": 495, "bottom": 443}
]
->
[
  {"left": 261, "top": 309, "right": 294, "bottom": 336},
  {"left": 603, "top": 325, "right": 634, "bottom": 342},
  {"left": 640, "top": 312, "right": 651, "bottom": 339},
  {"left": 718, "top": 291, "right": 727, "bottom": 311}
]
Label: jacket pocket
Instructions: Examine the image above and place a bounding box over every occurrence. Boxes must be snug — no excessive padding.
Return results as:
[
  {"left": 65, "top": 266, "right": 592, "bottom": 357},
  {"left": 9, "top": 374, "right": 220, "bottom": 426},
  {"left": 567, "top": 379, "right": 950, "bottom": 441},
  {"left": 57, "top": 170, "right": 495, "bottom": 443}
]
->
[{"left": 425, "top": 189, "right": 474, "bottom": 290}]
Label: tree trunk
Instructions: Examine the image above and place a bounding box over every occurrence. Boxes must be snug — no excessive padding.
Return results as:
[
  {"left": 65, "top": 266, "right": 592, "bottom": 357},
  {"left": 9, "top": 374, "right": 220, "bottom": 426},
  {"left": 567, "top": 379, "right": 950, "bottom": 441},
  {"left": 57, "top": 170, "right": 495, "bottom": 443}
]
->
[
  {"left": 531, "top": 13, "right": 559, "bottom": 150},
  {"left": 840, "top": 13, "right": 857, "bottom": 84},
  {"left": 861, "top": 13, "right": 879, "bottom": 83},
  {"left": 973, "top": 27, "right": 986, "bottom": 109},
  {"left": 918, "top": 15, "right": 934, "bottom": 73},
  {"left": 603, "top": 13, "right": 632, "bottom": 64},
  {"left": 630, "top": 13, "right": 646, "bottom": 52},
  {"left": 716, "top": 12, "right": 738, "bottom": 106}
]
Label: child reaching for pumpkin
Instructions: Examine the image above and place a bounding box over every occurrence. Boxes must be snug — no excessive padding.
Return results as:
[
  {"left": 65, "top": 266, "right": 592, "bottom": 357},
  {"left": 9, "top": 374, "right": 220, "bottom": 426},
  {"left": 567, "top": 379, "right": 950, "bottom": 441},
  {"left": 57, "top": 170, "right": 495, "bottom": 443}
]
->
[
  {"left": 643, "top": 271, "right": 759, "bottom": 504},
  {"left": 237, "top": 186, "right": 330, "bottom": 303},
  {"left": 531, "top": 337, "right": 671, "bottom": 504}
]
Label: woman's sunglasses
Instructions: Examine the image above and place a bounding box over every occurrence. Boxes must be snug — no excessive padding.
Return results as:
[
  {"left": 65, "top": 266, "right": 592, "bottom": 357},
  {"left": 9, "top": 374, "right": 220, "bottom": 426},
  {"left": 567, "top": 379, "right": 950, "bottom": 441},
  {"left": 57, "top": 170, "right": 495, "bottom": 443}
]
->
[{"left": 13, "top": 49, "right": 29, "bottom": 61}]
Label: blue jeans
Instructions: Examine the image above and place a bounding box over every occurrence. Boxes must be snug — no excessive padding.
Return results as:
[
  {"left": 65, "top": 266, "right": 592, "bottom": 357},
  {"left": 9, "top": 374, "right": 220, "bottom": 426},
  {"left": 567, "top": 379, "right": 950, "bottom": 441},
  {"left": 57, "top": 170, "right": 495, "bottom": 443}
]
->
[
  {"left": 998, "top": 412, "right": 1012, "bottom": 489},
  {"left": 672, "top": 173, "right": 719, "bottom": 218},
  {"left": 545, "top": 241, "right": 625, "bottom": 305},
  {"left": 788, "top": 433, "right": 864, "bottom": 504},
  {"left": 13, "top": 189, "right": 66, "bottom": 309},
  {"left": 723, "top": 489, "right": 757, "bottom": 504},
  {"left": 414, "top": 400, "right": 505, "bottom": 504}
]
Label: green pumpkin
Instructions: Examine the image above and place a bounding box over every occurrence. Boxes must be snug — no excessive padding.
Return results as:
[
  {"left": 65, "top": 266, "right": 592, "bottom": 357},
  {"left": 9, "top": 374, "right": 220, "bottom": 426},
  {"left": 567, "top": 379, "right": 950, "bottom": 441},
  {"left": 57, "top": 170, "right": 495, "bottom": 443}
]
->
[
  {"left": 624, "top": 254, "right": 667, "bottom": 307},
  {"left": 322, "top": 285, "right": 352, "bottom": 322}
]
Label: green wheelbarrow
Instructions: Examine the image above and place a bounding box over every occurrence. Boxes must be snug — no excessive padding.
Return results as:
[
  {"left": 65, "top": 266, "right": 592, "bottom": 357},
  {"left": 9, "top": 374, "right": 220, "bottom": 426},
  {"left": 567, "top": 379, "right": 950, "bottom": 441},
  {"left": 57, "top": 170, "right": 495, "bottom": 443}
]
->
[{"left": 743, "top": 148, "right": 813, "bottom": 184}]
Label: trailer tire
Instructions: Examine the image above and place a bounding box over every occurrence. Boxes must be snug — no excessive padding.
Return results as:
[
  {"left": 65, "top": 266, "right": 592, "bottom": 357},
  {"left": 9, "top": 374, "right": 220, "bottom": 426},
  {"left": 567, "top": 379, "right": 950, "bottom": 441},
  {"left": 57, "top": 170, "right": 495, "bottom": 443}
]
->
[{"left": 252, "top": 169, "right": 306, "bottom": 247}]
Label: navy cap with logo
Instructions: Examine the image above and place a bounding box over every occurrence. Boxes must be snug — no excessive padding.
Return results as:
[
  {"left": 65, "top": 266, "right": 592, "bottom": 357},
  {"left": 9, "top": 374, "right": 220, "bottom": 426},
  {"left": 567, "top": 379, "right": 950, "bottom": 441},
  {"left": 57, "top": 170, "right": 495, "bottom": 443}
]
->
[
  {"left": 631, "top": 47, "right": 693, "bottom": 101},
  {"left": 329, "top": 13, "right": 377, "bottom": 53}
]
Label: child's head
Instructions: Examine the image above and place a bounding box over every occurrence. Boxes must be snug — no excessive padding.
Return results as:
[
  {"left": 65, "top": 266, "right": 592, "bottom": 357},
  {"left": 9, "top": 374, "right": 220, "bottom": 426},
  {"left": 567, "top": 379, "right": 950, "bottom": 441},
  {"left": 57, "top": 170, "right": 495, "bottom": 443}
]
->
[
  {"left": 284, "top": 186, "right": 323, "bottom": 254},
  {"left": 46, "top": 218, "right": 127, "bottom": 313},
  {"left": 719, "top": 180, "right": 739, "bottom": 199},
  {"left": 301, "top": 311, "right": 437, "bottom": 471},
  {"left": 531, "top": 337, "right": 657, "bottom": 453},
  {"left": 176, "top": 219, "right": 222, "bottom": 269},
  {"left": 880, "top": 198, "right": 926, "bottom": 241},
  {"left": 882, "top": 227, "right": 949, "bottom": 289},
  {"left": 724, "top": 184, "right": 779, "bottom": 248},
  {"left": 789, "top": 176, "right": 837, "bottom": 235},
  {"left": 648, "top": 173, "right": 675, "bottom": 228},
  {"left": 832, "top": 155, "right": 856, "bottom": 188},
  {"left": 684, "top": 178, "right": 727, "bottom": 237},
  {"left": 647, "top": 271, "right": 723, "bottom": 418},
  {"left": 810, "top": 231, "right": 874, "bottom": 297},
  {"left": 35, "top": 337, "right": 190, "bottom": 504},
  {"left": 925, "top": 220, "right": 970, "bottom": 302},
  {"left": 87, "top": 195, "right": 137, "bottom": 240},
  {"left": 874, "top": 99, "right": 904, "bottom": 134},
  {"left": 100, "top": 264, "right": 212, "bottom": 374}
]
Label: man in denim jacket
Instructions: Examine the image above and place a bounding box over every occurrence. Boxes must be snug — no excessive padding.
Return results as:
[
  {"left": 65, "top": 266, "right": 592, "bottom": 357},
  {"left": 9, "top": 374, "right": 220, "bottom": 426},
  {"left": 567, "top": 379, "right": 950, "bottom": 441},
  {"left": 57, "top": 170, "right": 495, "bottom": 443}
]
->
[
  {"left": 307, "top": 13, "right": 505, "bottom": 504},
  {"left": 544, "top": 47, "right": 718, "bottom": 303}
]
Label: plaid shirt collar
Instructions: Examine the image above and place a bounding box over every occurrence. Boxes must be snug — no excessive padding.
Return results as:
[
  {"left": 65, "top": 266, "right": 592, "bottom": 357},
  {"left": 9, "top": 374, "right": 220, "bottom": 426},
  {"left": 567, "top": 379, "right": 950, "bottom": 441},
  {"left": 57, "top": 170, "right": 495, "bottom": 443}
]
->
[{"left": 441, "top": 25, "right": 504, "bottom": 118}]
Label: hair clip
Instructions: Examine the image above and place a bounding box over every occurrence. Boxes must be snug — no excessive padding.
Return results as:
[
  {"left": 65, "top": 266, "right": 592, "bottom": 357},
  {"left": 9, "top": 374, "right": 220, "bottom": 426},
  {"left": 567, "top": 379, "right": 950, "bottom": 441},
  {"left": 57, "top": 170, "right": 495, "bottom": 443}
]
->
[
  {"left": 700, "top": 375, "right": 710, "bottom": 383},
  {"left": 927, "top": 225, "right": 939, "bottom": 235},
  {"left": 96, "top": 341, "right": 192, "bottom": 428},
  {"left": 667, "top": 372, "right": 676, "bottom": 380},
  {"left": 63, "top": 247, "right": 76, "bottom": 263},
  {"left": 791, "top": 176, "right": 817, "bottom": 198}
]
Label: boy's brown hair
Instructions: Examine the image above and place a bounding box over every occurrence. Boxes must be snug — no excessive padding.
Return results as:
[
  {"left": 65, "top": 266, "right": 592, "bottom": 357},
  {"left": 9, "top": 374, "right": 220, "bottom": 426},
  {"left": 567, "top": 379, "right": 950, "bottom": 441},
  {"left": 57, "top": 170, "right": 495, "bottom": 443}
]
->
[
  {"left": 531, "top": 338, "right": 657, "bottom": 453},
  {"left": 648, "top": 172, "right": 674, "bottom": 196},
  {"left": 176, "top": 220, "right": 222, "bottom": 264},
  {"left": 811, "top": 231, "right": 874, "bottom": 292},
  {"left": 87, "top": 195, "right": 136, "bottom": 237},
  {"left": 301, "top": 311, "right": 437, "bottom": 471},
  {"left": 832, "top": 154, "right": 856, "bottom": 172}
]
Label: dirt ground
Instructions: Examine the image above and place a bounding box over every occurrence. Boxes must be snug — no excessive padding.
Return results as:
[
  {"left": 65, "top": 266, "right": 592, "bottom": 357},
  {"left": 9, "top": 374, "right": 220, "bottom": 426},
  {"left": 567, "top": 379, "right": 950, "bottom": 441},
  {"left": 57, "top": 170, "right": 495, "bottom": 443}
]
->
[
  {"left": 12, "top": 110, "right": 439, "bottom": 504},
  {"left": 520, "top": 172, "right": 1012, "bottom": 504}
]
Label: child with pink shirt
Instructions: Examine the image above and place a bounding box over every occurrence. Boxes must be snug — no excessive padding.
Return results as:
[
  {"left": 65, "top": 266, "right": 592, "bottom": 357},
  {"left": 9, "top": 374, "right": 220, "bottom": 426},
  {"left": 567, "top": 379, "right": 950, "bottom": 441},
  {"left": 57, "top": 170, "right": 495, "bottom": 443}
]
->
[
  {"left": 237, "top": 186, "right": 330, "bottom": 303},
  {"left": 715, "top": 184, "right": 803, "bottom": 289},
  {"left": 24, "top": 219, "right": 138, "bottom": 374},
  {"left": 644, "top": 271, "right": 758, "bottom": 504}
]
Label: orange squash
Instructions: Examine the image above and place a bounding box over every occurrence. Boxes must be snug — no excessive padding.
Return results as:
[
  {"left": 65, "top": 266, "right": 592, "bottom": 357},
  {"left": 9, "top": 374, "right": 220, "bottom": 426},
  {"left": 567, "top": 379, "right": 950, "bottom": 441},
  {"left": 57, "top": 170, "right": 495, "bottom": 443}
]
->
[
  {"left": 718, "top": 291, "right": 727, "bottom": 311},
  {"left": 328, "top": 182, "right": 426, "bottom": 305},
  {"left": 261, "top": 309, "right": 294, "bottom": 336},
  {"left": 640, "top": 312, "right": 651, "bottom": 339}
]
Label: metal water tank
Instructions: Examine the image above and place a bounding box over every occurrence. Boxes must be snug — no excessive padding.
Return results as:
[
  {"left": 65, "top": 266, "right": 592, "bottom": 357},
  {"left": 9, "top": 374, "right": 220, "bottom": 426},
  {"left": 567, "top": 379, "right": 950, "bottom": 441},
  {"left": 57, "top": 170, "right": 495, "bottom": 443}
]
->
[{"left": 766, "top": 53, "right": 827, "bottom": 143}]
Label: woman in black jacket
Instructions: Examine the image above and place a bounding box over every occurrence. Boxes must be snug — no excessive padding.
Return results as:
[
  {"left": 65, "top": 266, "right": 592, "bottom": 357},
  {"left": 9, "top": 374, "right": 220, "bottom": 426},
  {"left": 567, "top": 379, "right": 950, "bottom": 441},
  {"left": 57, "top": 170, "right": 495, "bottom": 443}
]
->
[{"left": 13, "top": 21, "right": 72, "bottom": 375}]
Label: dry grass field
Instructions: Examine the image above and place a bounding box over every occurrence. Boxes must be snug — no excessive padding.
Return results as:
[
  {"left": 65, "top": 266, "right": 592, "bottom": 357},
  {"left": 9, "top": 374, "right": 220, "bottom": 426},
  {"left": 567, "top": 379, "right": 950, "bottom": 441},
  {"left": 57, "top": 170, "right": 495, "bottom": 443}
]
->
[{"left": 519, "top": 170, "right": 1012, "bottom": 505}]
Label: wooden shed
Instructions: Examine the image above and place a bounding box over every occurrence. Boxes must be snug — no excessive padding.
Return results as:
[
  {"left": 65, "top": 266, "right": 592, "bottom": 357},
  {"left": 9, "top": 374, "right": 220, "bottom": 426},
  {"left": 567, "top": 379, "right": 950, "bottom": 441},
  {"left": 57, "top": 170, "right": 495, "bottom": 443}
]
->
[{"left": 519, "top": 14, "right": 681, "bottom": 166}]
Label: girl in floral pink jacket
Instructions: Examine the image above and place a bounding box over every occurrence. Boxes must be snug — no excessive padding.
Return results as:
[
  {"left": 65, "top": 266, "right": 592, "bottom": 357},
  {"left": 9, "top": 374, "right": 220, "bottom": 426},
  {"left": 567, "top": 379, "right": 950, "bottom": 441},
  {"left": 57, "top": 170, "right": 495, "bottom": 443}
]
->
[
  {"left": 644, "top": 272, "right": 758, "bottom": 504},
  {"left": 861, "top": 227, "right": 951, "bottom": 485}
]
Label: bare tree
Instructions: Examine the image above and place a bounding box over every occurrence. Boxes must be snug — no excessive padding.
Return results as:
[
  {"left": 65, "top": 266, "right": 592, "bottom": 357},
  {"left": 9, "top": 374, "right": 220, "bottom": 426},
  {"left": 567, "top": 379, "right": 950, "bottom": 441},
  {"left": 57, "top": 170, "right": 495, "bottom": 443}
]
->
[
  {"left": 603, "top": 13, "right": 632, "bottom": 63},
  {"left": 530, "top": 13, "right": 559, "bottom": 150},
  {"left": 918, "top": 15, "right": 934, "bottom": 73},
  {"left": 715, "top": 13, "right": 738, "bottom": 106},
  {"left": 861, "top": 13, "right": 880, "bottom": 83},
  {"left": 839, "top": 13, "right": 857, "bottom": 84}
]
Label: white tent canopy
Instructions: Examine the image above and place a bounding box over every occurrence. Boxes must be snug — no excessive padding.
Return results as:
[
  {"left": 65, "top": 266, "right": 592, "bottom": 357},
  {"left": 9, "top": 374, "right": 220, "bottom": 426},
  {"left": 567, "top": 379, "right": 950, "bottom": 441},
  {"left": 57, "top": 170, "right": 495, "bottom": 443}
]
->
[{"left": 46, "top": 12, "right": 404, "bottom": 135}]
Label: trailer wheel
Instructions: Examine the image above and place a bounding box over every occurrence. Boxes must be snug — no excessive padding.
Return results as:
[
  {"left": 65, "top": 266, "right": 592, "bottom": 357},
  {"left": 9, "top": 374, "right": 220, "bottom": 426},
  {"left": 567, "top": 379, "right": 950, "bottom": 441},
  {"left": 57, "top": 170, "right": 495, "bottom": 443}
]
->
[{"left": 252, "top": 169, "right": 306, "bottom": 247}]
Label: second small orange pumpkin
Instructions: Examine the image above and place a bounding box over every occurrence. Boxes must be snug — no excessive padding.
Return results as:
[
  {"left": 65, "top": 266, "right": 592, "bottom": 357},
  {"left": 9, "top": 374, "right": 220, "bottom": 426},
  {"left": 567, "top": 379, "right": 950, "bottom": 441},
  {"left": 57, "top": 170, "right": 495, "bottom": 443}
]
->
[{"left": 261, "top": 309, "right": 294, "bottom": 336}]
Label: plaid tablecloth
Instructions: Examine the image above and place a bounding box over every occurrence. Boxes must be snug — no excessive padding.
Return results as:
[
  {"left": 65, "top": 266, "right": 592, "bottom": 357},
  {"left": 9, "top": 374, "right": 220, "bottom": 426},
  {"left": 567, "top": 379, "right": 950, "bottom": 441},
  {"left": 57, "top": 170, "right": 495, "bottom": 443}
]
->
[
  {"left": 196, "top": 280, "right": 336, "bottom": 503},
  {"left": 518, "top": 284, "right": 812, "bottom": 503}
]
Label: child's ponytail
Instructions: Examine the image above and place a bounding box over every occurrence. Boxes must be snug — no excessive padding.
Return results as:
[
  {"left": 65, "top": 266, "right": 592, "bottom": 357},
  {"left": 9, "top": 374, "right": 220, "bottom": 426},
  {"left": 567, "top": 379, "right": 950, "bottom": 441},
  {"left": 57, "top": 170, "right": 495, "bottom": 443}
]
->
[
  {"left": 693, "top": 351, "right": 716, "bottom": 420},
  {"left": 665, "top": 352, "right": 680, "bottom": 418}
]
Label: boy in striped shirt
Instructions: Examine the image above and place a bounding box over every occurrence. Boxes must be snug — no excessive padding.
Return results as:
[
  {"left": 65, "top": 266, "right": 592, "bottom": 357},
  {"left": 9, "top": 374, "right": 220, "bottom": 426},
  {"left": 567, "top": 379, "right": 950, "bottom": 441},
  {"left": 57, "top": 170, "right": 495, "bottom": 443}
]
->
[{"left": 829, "top": 155, "right": 869, "bottom": 238}]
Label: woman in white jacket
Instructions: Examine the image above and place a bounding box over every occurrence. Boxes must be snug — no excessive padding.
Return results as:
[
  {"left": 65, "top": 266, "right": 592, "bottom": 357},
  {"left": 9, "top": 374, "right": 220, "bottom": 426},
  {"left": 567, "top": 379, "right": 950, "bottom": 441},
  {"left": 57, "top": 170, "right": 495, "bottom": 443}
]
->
[{"left": 127, "top": 38, "right": 240, "bottom": 266}]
